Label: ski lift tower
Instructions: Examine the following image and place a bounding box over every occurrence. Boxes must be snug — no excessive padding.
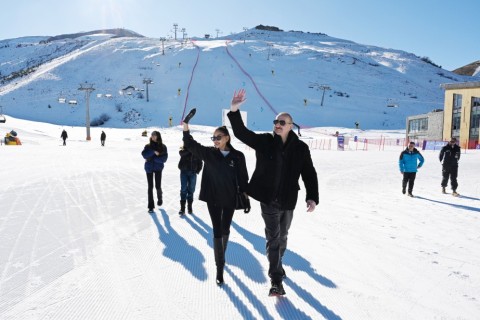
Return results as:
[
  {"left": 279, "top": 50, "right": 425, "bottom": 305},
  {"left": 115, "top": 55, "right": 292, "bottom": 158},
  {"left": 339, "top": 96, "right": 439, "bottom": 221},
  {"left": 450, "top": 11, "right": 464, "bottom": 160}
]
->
[{"left": 78, "top": 84, "right": 95, "bottom": 140}]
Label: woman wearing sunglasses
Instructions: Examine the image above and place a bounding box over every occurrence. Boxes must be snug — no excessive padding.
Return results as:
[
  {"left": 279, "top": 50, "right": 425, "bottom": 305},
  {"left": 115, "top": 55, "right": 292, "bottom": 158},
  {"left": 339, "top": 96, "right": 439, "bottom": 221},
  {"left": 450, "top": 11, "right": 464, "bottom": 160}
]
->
[{"left": 182, "top": 119, "right": 249, "bottom": 286}]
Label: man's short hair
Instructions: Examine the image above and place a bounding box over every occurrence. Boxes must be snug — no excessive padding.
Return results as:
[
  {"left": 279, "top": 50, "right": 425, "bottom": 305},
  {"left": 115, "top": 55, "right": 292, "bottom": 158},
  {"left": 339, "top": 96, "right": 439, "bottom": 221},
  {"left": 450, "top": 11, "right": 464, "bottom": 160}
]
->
[{"left": 276, "top": 112, "right": 293, "bottom": 123}]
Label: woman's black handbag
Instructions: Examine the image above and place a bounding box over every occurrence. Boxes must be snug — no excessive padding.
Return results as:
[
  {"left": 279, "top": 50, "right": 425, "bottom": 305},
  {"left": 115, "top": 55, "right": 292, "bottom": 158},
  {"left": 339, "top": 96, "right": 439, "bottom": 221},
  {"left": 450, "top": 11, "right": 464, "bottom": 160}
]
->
[{"left": 235, "top": 190, "right": 251, "bottom": 213}]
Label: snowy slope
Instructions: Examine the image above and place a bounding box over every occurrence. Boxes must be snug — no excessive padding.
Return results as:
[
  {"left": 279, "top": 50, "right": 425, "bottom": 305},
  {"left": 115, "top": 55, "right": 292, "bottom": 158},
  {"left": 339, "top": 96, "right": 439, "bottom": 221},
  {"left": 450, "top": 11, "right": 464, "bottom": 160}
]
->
[
  {"left": 0, "top": 29, "right": 473, "bottom": 130},
  {"left": 0, "top": 115, "right": 479, "bottom": 319}
]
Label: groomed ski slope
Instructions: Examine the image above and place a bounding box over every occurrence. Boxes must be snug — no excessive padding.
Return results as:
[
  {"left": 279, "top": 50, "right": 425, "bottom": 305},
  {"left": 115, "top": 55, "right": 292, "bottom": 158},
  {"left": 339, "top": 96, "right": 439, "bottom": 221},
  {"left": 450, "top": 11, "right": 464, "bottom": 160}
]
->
[{"left": 0, "top": 116, "right": 479, "bottom": 319}]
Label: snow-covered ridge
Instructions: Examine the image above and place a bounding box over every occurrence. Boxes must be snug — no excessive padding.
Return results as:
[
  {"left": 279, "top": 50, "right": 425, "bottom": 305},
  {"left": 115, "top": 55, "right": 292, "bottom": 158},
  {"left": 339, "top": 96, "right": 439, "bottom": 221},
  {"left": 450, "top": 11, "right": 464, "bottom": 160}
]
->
[{"left": 0, "top": 28, "right": 474, "bottom": 130}]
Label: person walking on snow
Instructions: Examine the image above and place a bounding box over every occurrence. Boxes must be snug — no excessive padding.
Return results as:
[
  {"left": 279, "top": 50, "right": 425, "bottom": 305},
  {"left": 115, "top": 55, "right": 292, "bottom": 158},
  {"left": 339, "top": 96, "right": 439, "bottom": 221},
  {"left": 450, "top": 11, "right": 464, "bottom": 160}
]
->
[
  {"left": 398, "top": 141, "right": 425, "bottom": 197},
  {"left": 182, "top": 118, "right": 249, "bottom": 286},
  {"left": 439, "top": 137, "right": 461, "bottom": 196},
  {"left": 100, "top": 131, "right": 106, "bottom": 146},
  {"left": 227, "top": 89, "right": 319, "bottom": 296},
  {"left": 61, "top": 129, "right": 68, "bottom": 146},
  {"left": 141, "top": 131, "right": 168, "bottom": 213},
  {"left": 178, "top": 144, "right": 203, "bottom": 214}
]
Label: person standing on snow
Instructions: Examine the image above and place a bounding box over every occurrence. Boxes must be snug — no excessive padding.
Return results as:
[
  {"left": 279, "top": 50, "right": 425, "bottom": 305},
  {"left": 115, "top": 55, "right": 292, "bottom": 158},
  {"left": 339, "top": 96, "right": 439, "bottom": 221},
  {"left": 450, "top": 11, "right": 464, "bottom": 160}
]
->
[
  {"left": 141, "top": 131, "right": 168, "bottom": 213},
  {"left": 61, "top": 129, "right": 68, "bottom": 146},
  {"left": 398, "top": 141, "right": 425, "bottom": 197},
  {"left": 182, "top": 115, "right": 249, "bottom": 286},
  {"left": 100, "top": 131, "right": 106, "bottom": 146},
  {"left": 439, "top": 137, "right": 461, "bottom": 196},
  {"left": 227, "top": 89, "right": 319, "bottom": 296},
  {"left": 178, "top": 144, "right": 203, "bottom": 215}
]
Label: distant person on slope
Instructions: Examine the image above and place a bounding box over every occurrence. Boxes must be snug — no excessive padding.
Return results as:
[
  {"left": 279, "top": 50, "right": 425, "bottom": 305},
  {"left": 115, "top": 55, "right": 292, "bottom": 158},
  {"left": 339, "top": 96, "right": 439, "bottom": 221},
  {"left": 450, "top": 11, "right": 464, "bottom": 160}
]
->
[
  {"left": 141, "top": 131, "right": 168, "bottom": 213},
  {"left": 61, "top": 129, "right": 68, "bottom": 146},
  {"left": 182, "top": 112, "right": 249, "bottom": 286},
  {"left": 227, "top": 89, "right": 319, "bottom": 297},
  {"left": 398, "top": 141, "right": 424, "bottom": 197},
  {"left": 100, "top": 131, "right": 106, "bottom": 146},
  {"left": 439, "top": 137, "right": 461, "bottom": 196}
]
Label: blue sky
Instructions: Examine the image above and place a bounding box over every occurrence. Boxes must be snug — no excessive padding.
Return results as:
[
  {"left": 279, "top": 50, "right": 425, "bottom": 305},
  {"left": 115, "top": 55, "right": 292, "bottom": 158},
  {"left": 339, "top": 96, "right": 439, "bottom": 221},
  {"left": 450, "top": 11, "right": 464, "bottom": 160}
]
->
[{"left": 1, "top": 0, "right": 477, "bottom": 71}]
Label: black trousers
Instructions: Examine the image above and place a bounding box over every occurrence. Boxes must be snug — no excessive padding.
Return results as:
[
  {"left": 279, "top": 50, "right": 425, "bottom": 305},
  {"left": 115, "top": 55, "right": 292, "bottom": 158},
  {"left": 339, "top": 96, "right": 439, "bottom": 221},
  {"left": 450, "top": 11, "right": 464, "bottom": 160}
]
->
[
  {"left": 206, "top": 202, "right": 235, "bottom": 239},
  {"left": 441, "top": 166, "right": 458, "bottom": 190},
  {"left": 146, "top": 171, "right": 163, "bottom": 210},
  {"left": 260, "top": 201, "right": 293, "bottom": 283},
  {"left": 402, "top": 172, "right": 416, "bottom": 193}
]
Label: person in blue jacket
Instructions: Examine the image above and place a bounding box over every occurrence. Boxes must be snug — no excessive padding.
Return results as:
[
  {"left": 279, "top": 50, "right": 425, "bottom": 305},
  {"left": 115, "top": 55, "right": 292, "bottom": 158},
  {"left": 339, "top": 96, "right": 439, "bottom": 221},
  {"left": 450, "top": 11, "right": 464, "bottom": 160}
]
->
[
  {"left": 142, "top": 131, "right": 168, "bottom": 213},
  {"left": 399, "top": 141, "right": 424, "bottom": 197}
]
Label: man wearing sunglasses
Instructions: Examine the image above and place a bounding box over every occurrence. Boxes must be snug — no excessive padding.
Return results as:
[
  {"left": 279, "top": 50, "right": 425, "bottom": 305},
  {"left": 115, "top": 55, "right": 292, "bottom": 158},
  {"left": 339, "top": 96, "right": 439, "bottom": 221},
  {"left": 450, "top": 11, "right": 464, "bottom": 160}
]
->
[
  {"left": 227, "top": 89, "right": 318, "bottom": 296},
  {"left": 439, "top": 137, "right": 461, "bottom": 196}
]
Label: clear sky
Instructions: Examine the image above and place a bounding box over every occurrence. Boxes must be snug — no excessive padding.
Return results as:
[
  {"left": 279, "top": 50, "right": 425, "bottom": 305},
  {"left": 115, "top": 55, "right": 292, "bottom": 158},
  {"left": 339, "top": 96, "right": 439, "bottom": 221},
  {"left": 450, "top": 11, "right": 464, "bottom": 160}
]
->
[{"left": 1, "top": 0, "right": 477, "bottom": 71}]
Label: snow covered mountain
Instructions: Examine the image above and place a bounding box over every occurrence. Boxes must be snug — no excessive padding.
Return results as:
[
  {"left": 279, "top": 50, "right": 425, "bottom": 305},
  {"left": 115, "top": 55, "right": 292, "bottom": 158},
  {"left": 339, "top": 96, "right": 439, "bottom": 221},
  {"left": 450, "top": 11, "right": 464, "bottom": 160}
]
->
[{"left": 0, "top": 27, "right": 474, "bottom": 130}]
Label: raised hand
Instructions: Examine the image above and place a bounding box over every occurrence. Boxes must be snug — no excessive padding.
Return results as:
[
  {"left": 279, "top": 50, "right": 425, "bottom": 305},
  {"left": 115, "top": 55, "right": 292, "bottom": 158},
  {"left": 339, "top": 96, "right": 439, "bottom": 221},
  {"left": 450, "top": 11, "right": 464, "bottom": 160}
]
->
[{"left": 230, "top": 89, "right": 247, "bottom": 112}]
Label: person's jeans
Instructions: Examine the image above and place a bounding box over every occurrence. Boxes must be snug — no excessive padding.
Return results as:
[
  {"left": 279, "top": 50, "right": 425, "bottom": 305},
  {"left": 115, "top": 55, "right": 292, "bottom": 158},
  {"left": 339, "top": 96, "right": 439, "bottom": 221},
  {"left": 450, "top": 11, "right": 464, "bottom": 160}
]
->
[
  {"left": 146, "top": 170, "right": 162, "bottom": 210},
  {"left": 260, "top": 201, "right": 293, "bottom": 283},
  {"left": 180, "top": 170, "right": 197, "bottom": 201}
]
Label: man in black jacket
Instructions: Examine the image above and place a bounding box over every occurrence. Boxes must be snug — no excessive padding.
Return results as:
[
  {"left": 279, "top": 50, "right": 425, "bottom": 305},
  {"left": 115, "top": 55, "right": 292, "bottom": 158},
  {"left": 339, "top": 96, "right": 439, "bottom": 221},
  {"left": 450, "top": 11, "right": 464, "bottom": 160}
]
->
[
  {"left": 439, "top": 137, "right": 461, "bottom": 196},
  {"left": 228, "top": 89, "right": 319, "bottom": 296}
]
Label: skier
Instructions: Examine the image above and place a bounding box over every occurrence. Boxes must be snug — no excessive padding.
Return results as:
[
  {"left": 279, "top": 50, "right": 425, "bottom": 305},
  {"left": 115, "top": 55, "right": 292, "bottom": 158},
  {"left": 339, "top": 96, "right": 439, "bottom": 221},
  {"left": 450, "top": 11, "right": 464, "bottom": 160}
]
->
[
  {"left": 439, "top": 137, "right": 461, "bottom": 196},
  {"left": 398, "top": 141, "right": 425, "bottom": 197},
  {"left": 100, "top": 131, "right": 106, "bottom": 146},
  {"left": 227, "top": 89, "right": 318, "bottom": 296},
  {"left": 141, "top": 131, "right": 168, "bottom": 213},
  {"left": 182, "top": 110, "right": 249, "bottom": 286},
  {"left": 61, "top": 129, "right": 68, "bottom": 146},
  {"left": 178, "top": 144, "right": 203, "bottom": 215}
]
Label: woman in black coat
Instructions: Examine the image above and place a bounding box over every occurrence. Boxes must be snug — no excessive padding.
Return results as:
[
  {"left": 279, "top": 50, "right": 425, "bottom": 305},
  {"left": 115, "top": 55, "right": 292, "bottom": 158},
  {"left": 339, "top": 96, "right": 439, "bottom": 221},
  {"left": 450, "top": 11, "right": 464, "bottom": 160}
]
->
[{"left": 183, "top": 122, "right": 249, "bottom": 286}]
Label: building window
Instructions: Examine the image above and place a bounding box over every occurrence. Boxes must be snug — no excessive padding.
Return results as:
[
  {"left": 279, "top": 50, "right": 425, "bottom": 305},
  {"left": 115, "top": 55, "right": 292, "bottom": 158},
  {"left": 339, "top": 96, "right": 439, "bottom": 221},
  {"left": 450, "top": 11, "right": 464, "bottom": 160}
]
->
[
  {"left": 470, "top": 97, "right": 480, "bottom": 139},
  {"left": 408, "top": 118, "right": 428, "bottom": 133},
  {"left": 451, "top": 94, "right": 462, "bottom": 138},
  {"left": 453, "top": 94, "right": 462, "bottom": 109}
]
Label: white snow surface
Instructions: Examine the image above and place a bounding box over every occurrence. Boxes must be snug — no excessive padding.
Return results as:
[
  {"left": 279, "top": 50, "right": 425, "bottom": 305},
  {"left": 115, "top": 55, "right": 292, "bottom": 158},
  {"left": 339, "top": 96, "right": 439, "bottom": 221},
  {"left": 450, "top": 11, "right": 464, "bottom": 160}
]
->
[{"left": 0, "top": 116, "right": 479, "bottom": 320}]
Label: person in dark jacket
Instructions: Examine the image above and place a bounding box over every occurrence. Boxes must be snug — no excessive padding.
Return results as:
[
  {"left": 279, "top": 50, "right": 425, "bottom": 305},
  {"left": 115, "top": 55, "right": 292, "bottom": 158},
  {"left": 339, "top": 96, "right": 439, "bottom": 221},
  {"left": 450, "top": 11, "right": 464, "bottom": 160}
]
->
[
  {"left": 439, "top": 137, "right": 461, "bottom": 196},
  {"left": 61, "top": 129, "right": 68, "bottom": 146},
  {"left": 227, "top": 89, "right": 319, "bottom": 296},
  {"left": 398, "top": 141, "right": 425, "bottom": 197},
  {"left": 100, "top": 131, "right": 106, "bottom": 146},
  {"left": 178, "top": 144, "right": 203, "bottom": 214},
  {"left": 141, "top": 131, "right": 168, "bottom": 213},
  {"left": 183, "top": 121, "right": 249, "bottom": 286}
]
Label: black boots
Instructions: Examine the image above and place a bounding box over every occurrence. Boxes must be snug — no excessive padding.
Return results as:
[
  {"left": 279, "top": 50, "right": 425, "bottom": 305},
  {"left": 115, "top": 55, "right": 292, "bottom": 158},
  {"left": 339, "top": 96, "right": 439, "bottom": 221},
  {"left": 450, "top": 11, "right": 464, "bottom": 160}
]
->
[
  {"left": 187, "top": 199, "right": 193, "bottom": 214},
  {"left": 222, "top": 234, "right": 229, "bottom": 254},
  {"left": 213, "top": 237, "right": 225, "bottom": 285},
  {"left": 179, "top": 200, "right": 186, "bottom": 215}
]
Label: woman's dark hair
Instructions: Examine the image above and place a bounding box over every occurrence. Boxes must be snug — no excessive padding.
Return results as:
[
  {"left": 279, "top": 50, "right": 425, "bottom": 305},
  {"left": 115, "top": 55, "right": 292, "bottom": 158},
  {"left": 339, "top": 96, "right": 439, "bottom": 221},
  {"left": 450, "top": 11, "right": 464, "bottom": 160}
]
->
[
  {"left": 215, "top": 126, "right": 233, "bottom": 150},
  {"left": 150, "top": 130, "right": 163, "bottom": 147}
]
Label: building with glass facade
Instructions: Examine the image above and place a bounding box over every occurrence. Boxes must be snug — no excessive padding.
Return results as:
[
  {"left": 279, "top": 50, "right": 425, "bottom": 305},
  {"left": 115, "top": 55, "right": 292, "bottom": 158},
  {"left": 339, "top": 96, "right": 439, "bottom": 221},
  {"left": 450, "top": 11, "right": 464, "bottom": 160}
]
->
[{"left": 440, "top": 81, "right": 480, "bottom": 149}]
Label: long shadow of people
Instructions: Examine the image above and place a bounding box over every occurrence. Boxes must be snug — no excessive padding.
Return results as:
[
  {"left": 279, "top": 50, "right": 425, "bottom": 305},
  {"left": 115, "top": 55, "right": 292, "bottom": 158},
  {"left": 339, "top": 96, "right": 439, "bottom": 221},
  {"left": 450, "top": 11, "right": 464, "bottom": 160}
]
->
[
  {"left": 184, "top": 213, "right": 278, "bottom": 318},
  {"left": 150, "top": 210, "right": 207, "bottom": 281},
  {"left": 231, "top": 221, "right": 337, "bottom": 288},
  {"left": 231, "top": 221, "right": 342, "bottom": 319},
  {"left": 415, "top": 196, "right": 480, "bottom": 212},
  {"left": 186, "top": 213, "right": 266, "bottom": 282}
]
